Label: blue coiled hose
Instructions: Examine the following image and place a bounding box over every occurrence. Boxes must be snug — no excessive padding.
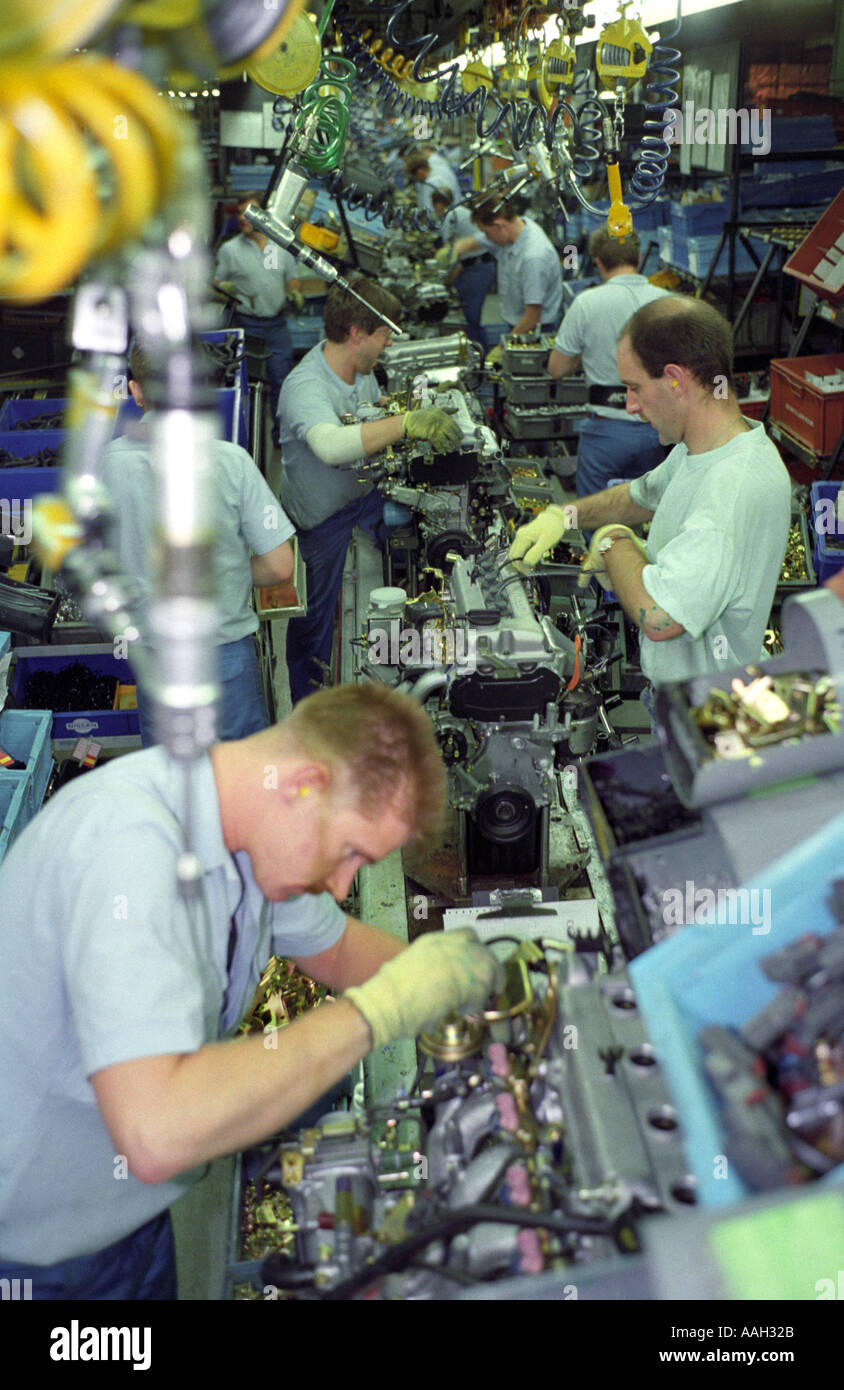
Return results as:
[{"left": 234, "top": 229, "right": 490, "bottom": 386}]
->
[{"left": 628, "top": 5, "right": 682, "bottom": 206}]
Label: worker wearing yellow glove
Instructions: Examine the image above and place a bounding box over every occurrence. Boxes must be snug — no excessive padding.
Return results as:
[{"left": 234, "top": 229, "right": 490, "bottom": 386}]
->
[
  {"left": 435, "top": 243, "right": 459, "bottom": 269},
  {"left": 345, "top": 928, "right": 504, "bottom": 1048},
  {"left": 286, "top": 286, "right": 306, "bottom": 313},
  {"left": 403, "top": 407, "right": 463, "bottom": 453},
  {"left": 509, "top": 504, "right": 573, "bottom": 567},
  {"left": 578, "top": 524, "right": 650, "bottom": 591},
  {"left": 485, "top": 343, "right": 503, "bottom": 370}
]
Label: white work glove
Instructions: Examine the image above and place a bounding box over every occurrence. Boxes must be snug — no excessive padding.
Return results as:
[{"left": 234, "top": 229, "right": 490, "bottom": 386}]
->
[
  {"left": 344, "top": 929, "right": 504, "bottom": 1049},
  {"left": 509, "top": 504, "right": 572, "bottom": 567},
  {"left": 578, "top": 524, "right": 650, "bottom": 591}
]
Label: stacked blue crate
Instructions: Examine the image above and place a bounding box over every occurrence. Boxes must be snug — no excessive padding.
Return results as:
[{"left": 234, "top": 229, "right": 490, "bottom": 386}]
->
[
  {"left": 0, "top": 771, "right": 28, "bottom": 865},
  {"left": 0, "top": 707, "right": 52, "bottom": 822},
  {"left": 10, "top": 647, "right": 140, "bottom": 740},
  {"left": 0, "top": 398, "right": 69, "bottom": 430},
  {"left": 810, "top": 481, "right": 844, "bottom": 583},
  {"left": 0, "top": 398, "right": 67, "bottom": 502}
]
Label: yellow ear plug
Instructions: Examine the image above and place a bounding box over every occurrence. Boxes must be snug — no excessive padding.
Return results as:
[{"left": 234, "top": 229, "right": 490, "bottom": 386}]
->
[{"left": 299, "top": 786, "right": 311, "bottom": 798}]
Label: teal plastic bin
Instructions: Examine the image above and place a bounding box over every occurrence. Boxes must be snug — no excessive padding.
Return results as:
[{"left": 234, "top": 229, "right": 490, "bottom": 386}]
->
[
  {"left": 0, "top": 707, "right": 52, "bottom": 819},
  {"left": 630, "top": 810, "right": 844, "bottom": 1207}
]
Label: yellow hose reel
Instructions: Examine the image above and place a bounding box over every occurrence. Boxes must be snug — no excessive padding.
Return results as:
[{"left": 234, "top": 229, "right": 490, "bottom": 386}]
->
[{"left": 0, "top": 57, "right": 184, "bottom": 303}]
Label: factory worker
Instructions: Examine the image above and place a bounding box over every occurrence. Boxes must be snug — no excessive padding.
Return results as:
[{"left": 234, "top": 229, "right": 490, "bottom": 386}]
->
[
  {"left": 103, "top": 343, "right": 295, "bottom": 745},
  {"left": 547, "top": 227, "right": 669, "bottom": 499},
  {"left": 510, "top": 296, "right": 791, "bottom": 712},
  {"left": 403, "top": 146, "right": 461, "bottom": 219},
  {"left": 438, "top": 197, "right": 563, "bottom": 366},
  {"left": 277, "top": 275, "right": 462, "bottom": 706},
  {"left": 214, "top": 192, "right": 307, "bottom": 444},
  {"left": 0, "top": 682, "right": 502, "bottom": 1298},
  {"left": 431, "top": 187, "right": 496, "bottom": 354}
]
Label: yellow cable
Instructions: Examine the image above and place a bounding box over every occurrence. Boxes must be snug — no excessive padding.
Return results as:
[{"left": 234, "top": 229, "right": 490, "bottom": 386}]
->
[
  {"left": 38, "top": 61, "right": 160, "bottom": 254},
  {"left": 90, "top": 59, "right": 182, "bottom": 204},
  {"left": 0, "top": 71, "right": 100, "bottom": 301}
]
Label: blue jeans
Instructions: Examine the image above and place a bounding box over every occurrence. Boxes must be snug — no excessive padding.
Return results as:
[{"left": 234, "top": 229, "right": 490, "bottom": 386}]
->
[
  {"left": 453, "top": 257, "right": 496, "bottom": 353},
  {"left": 0, "top": 1210, "right": 177, "bottom": 1300},
  {"left": 234, "top": 310, "right": 292, "bottom": 441},
  {"left": 575, "top": 416, "right": 666, "bottom": 499},
  {"left": 137, "top": 633, "right": 270, "bottom": 746},
  {"left": 286, "top": 491, "right": 385, "bottom": 706}
]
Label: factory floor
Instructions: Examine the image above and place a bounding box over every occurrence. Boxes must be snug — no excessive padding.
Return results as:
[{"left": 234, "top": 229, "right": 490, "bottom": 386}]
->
[{"left": 170, "top": 377, "right": 648, "bottom": 1298}]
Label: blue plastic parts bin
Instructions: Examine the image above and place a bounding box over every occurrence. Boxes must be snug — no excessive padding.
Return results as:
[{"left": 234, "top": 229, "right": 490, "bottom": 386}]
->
[
  {"left": 0, "top": 466, "right": 62, "bottom": 506},
  {"left": 670, "top": 203, "right": 729, "bottom": 237},
  {"left": 0, "top": 397, "right": 69, "bottom": 430},
  {"left": 810, "top": 481, "right": 844, "bottom": 584},
  {"left": 0, "top": 707, "right": 52, "bottom": 819},
  {"left": 0, "top": 770, "right": 29, "bottom": 864},
  {"left": 10, "top": 649, "right": 140, "bottom": 739},
  {"left": 0, "top": 428, "right": 65, "bottom": 459},
  {"left": 630, "top": 811, "right": 844, "bottom": 1208}
]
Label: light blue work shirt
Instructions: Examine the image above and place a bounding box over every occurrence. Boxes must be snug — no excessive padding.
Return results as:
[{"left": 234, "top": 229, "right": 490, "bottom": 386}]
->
[
  {"left": 493, "top": 216, "right": 563, "bottom": 328},
  {"left": 441, "top": 204, "right": 487, "bottom": 262},
  {"left": 554, "top": 274, "right": 669, "bottom": 419},
  {"left": 0, "top": 748, "right": 347, "bottom": 1263},
  {"left": 629, "top": 420, "right": 791, "bottom": 686},
  {"left": 278, "top": 340, "right": 380, "bottom": 530},
  {"left": 103, "top": 416, "right": 295, "bottom": 644},
  {"left": 416, "top": 151, "right": 461, "bottom": 217},
  {"left": 214, "top": 234, "right": 300, "bottom": 317}
]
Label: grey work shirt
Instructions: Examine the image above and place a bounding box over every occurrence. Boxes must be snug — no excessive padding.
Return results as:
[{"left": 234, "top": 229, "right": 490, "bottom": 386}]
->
[
  {"left": 629, "top": 420, "right": 791, "bottom": 686},
  {"left": 103, "top": 416, "right": 294, "bottom": 645},
  {"left": 416, "top": 152, "right": 461, "bottom": 217},
  {"left": 0, "top": 748, "right": 347, "bottom": 1264},
  {"left": 441, "top": 204, "right": 487, "bottom": 262},
  {"left": 214, "top": 234, "right": 299, "bottom": 317},
  {"left": 494, "top": 217, "right": 563, "bottom": 328},
  {"left": 554, "top": 274, "right": 669, "bottom": 419},
  {"left": 277, "top": 340, "right": 380, "bottom": 531}
]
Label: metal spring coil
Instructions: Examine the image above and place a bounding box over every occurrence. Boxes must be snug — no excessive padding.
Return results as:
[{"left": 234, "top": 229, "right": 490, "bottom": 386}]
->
[
  {"left": 626, "top": 6, "right": 683, "bottom": 208},
  {"left": 628, "top": 38, "right": 681, "bottom": 204}
]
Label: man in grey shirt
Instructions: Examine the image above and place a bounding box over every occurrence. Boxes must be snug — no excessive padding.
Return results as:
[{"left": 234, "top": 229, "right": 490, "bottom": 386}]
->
[
  {"left": 442, "top": 196, "right": 563, "bottom": 358},
  {"left": 214, "top": 191, "right": 308, "bottom": 444},
  {"left": 548, "top": 228, "right": 668, "bottom": 499},
  {"left": 104, "top": 343, "right": 295, "bottom": 744},
  {"left": 510, "top": 296, "right": 791, "bottom": 690},
  {"left": 0, "top": 683, "right": 500, "bottom": 1297},
  {"left": 278, "top": 275, "right": 462, "bottom": 704}
]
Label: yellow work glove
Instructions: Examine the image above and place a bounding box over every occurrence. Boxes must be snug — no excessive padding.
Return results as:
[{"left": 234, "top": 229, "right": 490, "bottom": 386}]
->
[
  {"left": 403, "top": 406, "right": 462, "bottom": 453},
  {"left": 344, "top": 929, "right": 504, "bottom": 1049},
  {"left": 509, "top": 504, "right": 572, "bottom": 567},
  {"left": 286, "top": 287, "right": 306, "bottom": 313},
  {"left": 485, "top": 343, "right": 503, "bottom": 370},
  {"left": 435, "top": 243, "right": 458, "bottom": 269},
  {"left": 214, "top": 279, "right": 238, "bottom": 298},
  {"left": 578, "top": 524, "right": 650, "bottom": 591}
]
